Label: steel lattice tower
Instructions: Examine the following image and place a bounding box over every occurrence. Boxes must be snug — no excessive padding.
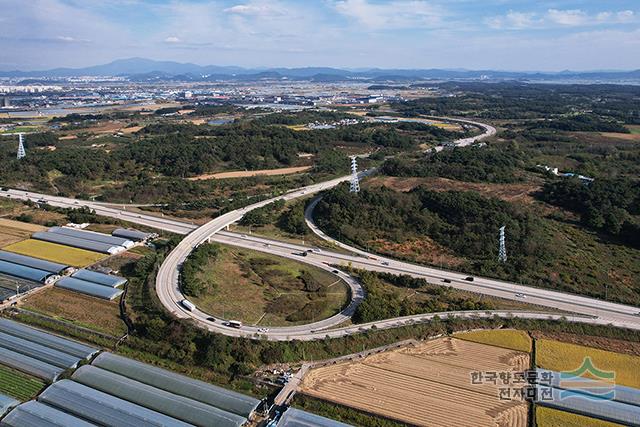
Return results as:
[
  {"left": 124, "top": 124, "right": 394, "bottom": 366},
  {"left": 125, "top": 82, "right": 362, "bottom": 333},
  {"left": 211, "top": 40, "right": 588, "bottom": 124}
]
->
[
  {"left": 17, "top": 134, "right": 26, "bottom": 159},
  {"left": 349, "top": 156, "right": 360, "bottom": 193},
  {"left": 498, "top": 225, "right": 507, "bottom": 263}
]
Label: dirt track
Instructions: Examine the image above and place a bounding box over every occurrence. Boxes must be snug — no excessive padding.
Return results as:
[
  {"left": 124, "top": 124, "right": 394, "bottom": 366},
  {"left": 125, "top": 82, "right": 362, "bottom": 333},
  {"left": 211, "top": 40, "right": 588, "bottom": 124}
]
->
[
  {"left": 299, "top": 337, "right": 529, "bottom": 427},
  {"left": 188, "top": 166, "right": 312, "bottom": 180}
]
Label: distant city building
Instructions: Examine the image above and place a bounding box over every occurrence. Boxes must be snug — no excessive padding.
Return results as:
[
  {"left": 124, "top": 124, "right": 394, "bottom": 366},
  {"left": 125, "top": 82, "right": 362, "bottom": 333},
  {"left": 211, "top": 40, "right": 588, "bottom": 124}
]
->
[{"left": 1, "top": 96, "right": 9, "bottom": 108}]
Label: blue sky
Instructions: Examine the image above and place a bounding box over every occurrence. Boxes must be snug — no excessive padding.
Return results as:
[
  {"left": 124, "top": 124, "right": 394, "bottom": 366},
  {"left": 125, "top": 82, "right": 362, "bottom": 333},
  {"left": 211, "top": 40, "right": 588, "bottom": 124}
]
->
[{"left": 1, "top": 0, "right": 639, "bottom": 71}]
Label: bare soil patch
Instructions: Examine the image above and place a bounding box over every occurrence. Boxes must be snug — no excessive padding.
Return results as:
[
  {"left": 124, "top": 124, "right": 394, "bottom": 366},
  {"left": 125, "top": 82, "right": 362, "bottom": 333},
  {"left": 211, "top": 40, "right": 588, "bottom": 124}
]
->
[
  {"left": 188, "top": 166, "right": 312, "bottom": 180},
  {"left": 300, "top": 337, "right": 529, "bottom": 427}
]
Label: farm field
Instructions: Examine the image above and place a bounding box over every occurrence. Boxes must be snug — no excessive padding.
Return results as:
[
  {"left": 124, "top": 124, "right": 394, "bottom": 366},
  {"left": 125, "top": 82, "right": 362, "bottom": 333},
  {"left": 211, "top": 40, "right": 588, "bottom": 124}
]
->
[
  {"left": 3, "top": 239, "right": 106, "bottom": 267},
  {"left": 0, "top": 218, "right": 46, "bottom": 247},
  {"left": 536, "top": 339, "right": 640, "bottom": 388},
  {"left": 455, "top": 329, "right": 532, "bottom": 352},
  {"left": 189, "top": 245, "right": 348, "bottom": 326},
  {"left": 21, "top": 287, "right": 127, "bottom": 336},
  {"left": 299, "top": 337, "right": 529, "bottom": 427},
  {"left": 535, "top": 406, "right": 623, "bottom": 427},
  {"left": 0, "top": 365, "right": 45, "bottom": 400}
]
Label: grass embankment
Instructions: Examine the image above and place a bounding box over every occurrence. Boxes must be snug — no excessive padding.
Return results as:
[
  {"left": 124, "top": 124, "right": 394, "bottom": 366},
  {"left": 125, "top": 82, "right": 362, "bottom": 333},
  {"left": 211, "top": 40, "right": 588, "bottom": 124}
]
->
[
  {"left": 455, "top": 329, "right": 532, "bottom": 352},
  {"left": 3, "top": 239, "right": 106, "bottom": 267},
  {"left": 0, "top": 365, "right": 45, "bottom": 400},
  {"left": 188, "top": 245, "right": 348, "bottom": 326},
  {"left": 536, "top": 339, "right": 640, "bottom": 388},
  {"left": 535, "top": 406, "right": 624, "bottom": 427},
  {"left": 21, "top": 287, "right": 127, "bottom": 336}
]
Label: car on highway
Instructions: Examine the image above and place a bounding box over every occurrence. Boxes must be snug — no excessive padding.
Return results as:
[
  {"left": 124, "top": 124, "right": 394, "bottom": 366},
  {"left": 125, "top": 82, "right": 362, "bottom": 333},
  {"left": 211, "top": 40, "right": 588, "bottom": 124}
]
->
[
  {"left": 515, "top": 293, "right": 527, "bottom": 298},
  {"left": 464, "top": 276, "right": 474, "bottom": 282},
  {"left": 227, "top": 320, "right": 242, "bottom": 328},
  {"left": 241, "top": 234, "right": 247, "bottom": 238},
  {"left": 206, "top": 317, "right": 216, "bottom": 322},
  {"left": 332, "top": 270, "right": 340, "bottom": 274},
  {"left": 181, "top": 299, "right": 196, "bottom": 311},
  {"left": 442, "top": 278, "right": 452, "bottom": 283},
  {"left": 381, "top": 261, "right": 389, "bottom": 266}
]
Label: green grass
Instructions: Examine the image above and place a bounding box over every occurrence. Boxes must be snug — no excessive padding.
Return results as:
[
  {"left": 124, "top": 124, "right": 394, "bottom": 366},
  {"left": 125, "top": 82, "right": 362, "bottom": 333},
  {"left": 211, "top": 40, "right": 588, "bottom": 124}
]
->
[
  {"left": 0, "top": 365, "right": 45, "bottom": 400},
  {"left": 189, "top": 245, "right": 349, "bottom": 326}
]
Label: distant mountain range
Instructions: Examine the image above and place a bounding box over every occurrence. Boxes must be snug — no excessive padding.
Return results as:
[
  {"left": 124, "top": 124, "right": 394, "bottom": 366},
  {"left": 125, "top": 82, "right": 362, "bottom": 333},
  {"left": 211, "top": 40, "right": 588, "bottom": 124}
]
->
[{"left": 2, "top": 57, "right": 639, "bottom": 82}]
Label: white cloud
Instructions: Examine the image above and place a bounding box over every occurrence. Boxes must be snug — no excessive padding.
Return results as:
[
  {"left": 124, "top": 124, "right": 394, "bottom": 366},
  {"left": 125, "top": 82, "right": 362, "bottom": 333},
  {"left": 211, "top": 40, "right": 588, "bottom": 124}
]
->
[
  {"left": 164, "top": 36, "right": 181, "bottom": 43},
  {"left": 224, "top": 4, "right": 283, "bottom": 17},
  {"left": 546, "top": 9, "right": 587, "bottom": 26},
  {"left": 333, "top": 0, "right": 444, "bottom": 30},
  {"left": 488, "top": 8, "right": 638, "bottom": 30},
  {"left": 486, "top": 11, "right": 539, "bottom": 29}
]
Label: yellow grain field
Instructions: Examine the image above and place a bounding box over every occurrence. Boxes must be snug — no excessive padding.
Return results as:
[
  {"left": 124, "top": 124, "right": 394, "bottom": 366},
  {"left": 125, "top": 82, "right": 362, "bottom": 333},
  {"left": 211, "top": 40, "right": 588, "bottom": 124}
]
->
[
  {"left": 300, "top": 337, "right": 530, "bottom": 427},
  {"left": 536, "top": 339, "right": 640, "bottom": 388},
  {"left": 536, "top": 406, "right": 623, "bottom": 427},
  {"left": 3, "top": 239, "right": 106, "bottom": 267},
  {"left": 455, "top": 329, "right": 532, "bottom": 352}
]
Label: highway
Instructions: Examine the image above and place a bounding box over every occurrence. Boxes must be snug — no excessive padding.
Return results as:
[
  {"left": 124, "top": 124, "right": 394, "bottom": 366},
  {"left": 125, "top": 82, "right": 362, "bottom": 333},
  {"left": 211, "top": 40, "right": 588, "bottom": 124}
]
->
[{"left": 6, "top": 115, "right": 640, "bottom": 340}]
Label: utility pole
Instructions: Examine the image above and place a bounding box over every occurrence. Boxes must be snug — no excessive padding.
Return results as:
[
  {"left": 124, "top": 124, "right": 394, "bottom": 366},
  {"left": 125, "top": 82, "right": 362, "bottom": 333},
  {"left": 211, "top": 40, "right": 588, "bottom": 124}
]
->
[
  {"left": 498, "top": 226, "right": 507, "bottom": 263},
  {"left": 349, "top": 156, "right": 360, "bottom": 193}
]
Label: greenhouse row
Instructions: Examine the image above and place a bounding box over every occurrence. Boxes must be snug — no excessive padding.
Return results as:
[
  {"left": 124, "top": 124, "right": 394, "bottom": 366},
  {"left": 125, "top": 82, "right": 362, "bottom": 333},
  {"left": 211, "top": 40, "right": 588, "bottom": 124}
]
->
[
  {"left": 49, "top": 227, "right": 135, "bottom": 249},
  {"left": 32, "top": 231, "right": 125, "bottom": 255},
  {"left": 112, "top": 228, "right": 155, "bottom": 242},
  {"left": 92, "top": 352, "right": 260, "bottom": 418},
  {"left": 277, "top": 408, "right": 352, "bottom": 427},
  {"left": 0, "top": 394, "right": 18, "bottom": 419},
  {"left": 0, "top": 260, "right": 57, "bottom": 286},
  {"left": 55, "top": 277, "right": 124, "bottom": 301},
  {"left": 0, "top": 251, "right": 70, "bottom": 275},
  {"left": 0, "top": 319, "right": 97, "bottom": 382}
]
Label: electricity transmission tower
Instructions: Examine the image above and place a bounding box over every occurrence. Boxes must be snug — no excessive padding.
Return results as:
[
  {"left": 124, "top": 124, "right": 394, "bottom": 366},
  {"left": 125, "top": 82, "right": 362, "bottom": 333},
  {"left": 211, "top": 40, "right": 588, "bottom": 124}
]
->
[
  {"left": 349, "top": 156, "right": 360, "bottom": 193},
  {"left": 498, "top": 225, "right": 507, "bottom": 263},
  {"left": 17, "top": 133, "right": 26, "bottom": 159}
]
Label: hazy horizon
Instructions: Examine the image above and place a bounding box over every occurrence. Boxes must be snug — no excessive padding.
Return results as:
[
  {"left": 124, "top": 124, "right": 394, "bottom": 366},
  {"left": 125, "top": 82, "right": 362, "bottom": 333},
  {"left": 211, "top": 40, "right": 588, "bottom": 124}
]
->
[{"left": 1, "top": 0, "right": 639, "bottom": 71}]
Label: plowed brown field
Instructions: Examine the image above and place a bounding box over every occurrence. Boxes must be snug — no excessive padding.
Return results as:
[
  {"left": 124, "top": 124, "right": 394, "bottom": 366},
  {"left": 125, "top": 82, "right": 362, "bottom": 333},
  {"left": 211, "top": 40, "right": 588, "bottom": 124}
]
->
[{"left": 300, "top": 337, "right": 529, "bottom": 427}]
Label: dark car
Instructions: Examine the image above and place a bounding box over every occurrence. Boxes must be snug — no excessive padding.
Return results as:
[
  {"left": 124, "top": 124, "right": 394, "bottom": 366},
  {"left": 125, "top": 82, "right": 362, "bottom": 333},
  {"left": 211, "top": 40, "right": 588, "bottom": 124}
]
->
[
  {"left": 332, "top": 270, "right": 340, "bottom": 274},
  {"left": 464, "top": 276, "right": 474, "bottom": 282},
  {"left": 206, "top": 317, "right": 216, "bottom": 322},
  {"left": 442, "top": 278, "right": 452, "bottom": 283}
]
